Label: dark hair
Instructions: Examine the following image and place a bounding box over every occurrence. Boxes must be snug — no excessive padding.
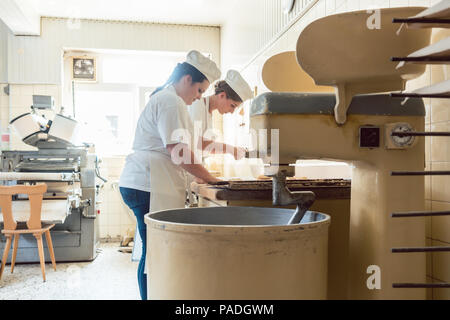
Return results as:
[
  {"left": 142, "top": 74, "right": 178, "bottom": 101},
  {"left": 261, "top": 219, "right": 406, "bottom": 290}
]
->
[
  {"left": 151, "top": 62, "right": 208, "bottom": 96},
  {"left": 214, "top": 80, "right": 242, "bottom": 102}
]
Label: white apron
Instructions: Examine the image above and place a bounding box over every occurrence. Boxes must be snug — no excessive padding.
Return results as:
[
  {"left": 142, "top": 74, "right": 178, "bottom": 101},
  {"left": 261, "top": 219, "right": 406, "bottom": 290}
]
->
[
  {"left": 185, "top": 97, "right": 212, "bottom": 206},
  {"left": 149, "top": 151, "right": 186, "bottom": 213},
  {"left": 146, "top": 151, "right": 186, "bottom": 275}
]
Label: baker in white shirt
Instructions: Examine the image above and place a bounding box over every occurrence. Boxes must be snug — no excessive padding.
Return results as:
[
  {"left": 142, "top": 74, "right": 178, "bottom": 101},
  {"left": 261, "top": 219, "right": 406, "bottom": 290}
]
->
[
  {"left": 118, "top": 50, "right": 222, "bottom": 300},
  {"left": 187, "top": 70, "right": 253, "bottom": 161}
]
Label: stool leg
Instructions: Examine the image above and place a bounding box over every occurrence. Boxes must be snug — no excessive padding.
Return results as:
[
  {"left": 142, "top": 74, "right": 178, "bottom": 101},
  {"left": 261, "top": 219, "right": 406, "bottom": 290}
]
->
[
  {"left": 0, "top": 235, "right": 12, "bottom": 281},
  {"left": 11, "top": 234, "right": 20, "bottom": 273},
  {"left": 35, "top": 234, "right": 46, "bottom": 282},
  {"left": 44, "top": 230, "right": 56, "bottom": 271}
]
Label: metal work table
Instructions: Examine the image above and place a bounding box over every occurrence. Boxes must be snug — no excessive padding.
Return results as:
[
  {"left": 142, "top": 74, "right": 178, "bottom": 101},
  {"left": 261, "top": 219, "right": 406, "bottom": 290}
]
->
[{"left": 191, "top": 179, "right": 351, "bottom": 206}]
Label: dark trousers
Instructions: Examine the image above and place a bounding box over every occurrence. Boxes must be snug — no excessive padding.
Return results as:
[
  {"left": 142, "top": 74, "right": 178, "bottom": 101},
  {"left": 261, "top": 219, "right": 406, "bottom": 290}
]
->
[{"left": 119, "top": 187, "right": 150, "bottom": 300}]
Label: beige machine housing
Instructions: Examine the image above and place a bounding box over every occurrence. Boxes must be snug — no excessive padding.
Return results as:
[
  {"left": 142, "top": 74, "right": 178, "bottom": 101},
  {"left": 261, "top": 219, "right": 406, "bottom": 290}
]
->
[
  {"left": 250, "top": 92, "right": 427, "bottom": 299},
  {"left": 296, "top": 7, "right": 431, "bottom": 124}
]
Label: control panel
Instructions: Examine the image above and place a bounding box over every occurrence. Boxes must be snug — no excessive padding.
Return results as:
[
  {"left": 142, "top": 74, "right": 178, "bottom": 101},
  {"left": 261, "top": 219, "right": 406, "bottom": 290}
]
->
[
  {"left": 359, "top": 126, "right": 380, "bottom": 148},
  {"left": 385, "top": 122, "right": 416, "bottom": 150}
]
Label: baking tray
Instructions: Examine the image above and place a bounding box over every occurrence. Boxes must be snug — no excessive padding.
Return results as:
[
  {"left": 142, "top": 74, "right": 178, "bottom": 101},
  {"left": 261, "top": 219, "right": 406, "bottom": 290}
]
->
[{"left": 211, "top": 178, "right": 351, "bottom": 191}]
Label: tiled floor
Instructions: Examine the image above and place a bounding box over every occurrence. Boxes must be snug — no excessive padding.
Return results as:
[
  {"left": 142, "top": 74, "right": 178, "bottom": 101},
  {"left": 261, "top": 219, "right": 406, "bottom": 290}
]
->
[{"left": 0, "top": 242, "right": 140, "bottom": 300}]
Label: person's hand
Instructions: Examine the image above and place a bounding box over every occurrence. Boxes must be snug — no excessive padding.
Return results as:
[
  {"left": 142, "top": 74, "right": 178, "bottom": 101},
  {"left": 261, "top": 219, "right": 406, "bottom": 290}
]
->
[
  {"left": 206, "top": 177, "right": 222, "bottom": 184},
  {"left": 194, "top": 176, "right": 222, "bottom": 185},
  {"left": 233, "top": 146, "right": 247, "bottom": 160},
  {"left": 194, "top": 177, "right": 207, "bottom": 184}
]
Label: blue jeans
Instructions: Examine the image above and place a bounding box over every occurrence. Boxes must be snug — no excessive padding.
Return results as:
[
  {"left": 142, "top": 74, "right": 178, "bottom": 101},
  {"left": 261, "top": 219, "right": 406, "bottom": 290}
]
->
[{"left": 119, "top": 187, "right": 150, "bottom": 300}]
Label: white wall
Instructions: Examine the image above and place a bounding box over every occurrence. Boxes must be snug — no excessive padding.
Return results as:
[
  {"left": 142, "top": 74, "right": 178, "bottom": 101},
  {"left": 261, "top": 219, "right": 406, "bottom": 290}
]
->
[
  {"left": 97, "top": 156, "right": 136, "bottom": 240},
  {"left": 0, "top": 20, "right": 8, "bottom": 83},
  {"left": 221, "top": 0, "right": 318, "bottom": 72},
  {"left": 5, "top": 17, "right": 220, "bottom": 84}
]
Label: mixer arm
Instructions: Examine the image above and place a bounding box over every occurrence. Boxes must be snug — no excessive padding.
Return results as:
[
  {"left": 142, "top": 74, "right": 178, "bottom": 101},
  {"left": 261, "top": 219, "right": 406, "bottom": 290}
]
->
[
  {"left": 287, "top": 191, "right": 316, "bottom": 224},
  {"left": 269, "top": 170, "right": 316, "bottom": 224}
]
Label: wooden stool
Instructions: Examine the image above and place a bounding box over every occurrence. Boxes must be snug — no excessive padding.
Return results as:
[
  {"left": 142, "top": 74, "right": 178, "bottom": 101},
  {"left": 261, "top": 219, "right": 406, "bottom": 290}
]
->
[{"left": 0, "top": 184, "right": 56, "bottom": 282}]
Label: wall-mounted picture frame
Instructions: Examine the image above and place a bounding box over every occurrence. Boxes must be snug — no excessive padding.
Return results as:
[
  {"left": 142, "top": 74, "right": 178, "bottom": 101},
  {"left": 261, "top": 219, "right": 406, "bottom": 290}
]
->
[{"left": 72, "top": 56, "right": 96, "bottom": 81}]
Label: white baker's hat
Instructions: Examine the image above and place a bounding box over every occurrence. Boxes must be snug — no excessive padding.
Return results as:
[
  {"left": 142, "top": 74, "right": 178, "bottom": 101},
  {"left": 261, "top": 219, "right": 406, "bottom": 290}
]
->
[
  {"left": 185, "top": 50, "right": 221, "bottom": 84},
  {"left": 224, "top": 70, "right": 253, "bottom": 102}
]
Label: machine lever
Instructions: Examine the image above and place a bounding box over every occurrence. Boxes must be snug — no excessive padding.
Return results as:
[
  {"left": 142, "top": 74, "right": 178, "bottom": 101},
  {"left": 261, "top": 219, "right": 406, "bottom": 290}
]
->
[
  {"left": 391, "top": 56, "right": 450, "bottom": 63},
  {"left": 392, "top": 246, "right": 450, "bottom": 253},
  {"left": 391, "top": 170, "right": 450, "bottom": 176},
  {"left": 391, "top": 210, "right": 450, "bottom": 217},
  {"left": 391, "top": 132, "right": 450, "bottom": 137},
  {"left": 391, "top": 92, "right": 450, "bottom": 99},
  {"left": 392, "top": 18, "right": 450, "bottom": 24},
  {"left": 393, "top": 283, "right": 450, "bottom": 289},
  {"left": 269, "top": 170, "right": 316, "bottom": 224}
]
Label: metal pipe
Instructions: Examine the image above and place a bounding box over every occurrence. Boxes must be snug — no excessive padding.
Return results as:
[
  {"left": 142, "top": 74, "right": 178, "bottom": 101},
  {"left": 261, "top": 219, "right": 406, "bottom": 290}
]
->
[
  {"left": 392, "top": 132, "right": 450, "bottom": 137},
  {"left": 391, "top": 211, "right": 450, "bottom": 218},
  {"left": 72, "top": 80, "right": 76, "bottom": 118},
  {"left": 393, "top": 283, "right": 450, "bottom": 289},
  {"left": 392, "top": 18, "right": 450, "bottom": 24},
  {"left": 392, "top": 246, "right": 450, "bottom": 253},
  {"left": 391, "top": 56, "right": 450, "bottom": 62},
  {"left": 7, "top": 84, "right": 12, "bottom": 150},
  {"left": 391, "top": 171, "right": 450, "bottom": 176},
  {"left": 390, "top": 93, "right": 450, "bottom": 99}
]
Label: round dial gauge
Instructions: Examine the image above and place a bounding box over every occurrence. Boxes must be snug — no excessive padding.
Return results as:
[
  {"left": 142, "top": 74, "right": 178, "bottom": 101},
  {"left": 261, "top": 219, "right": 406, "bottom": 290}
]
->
[{"left": 391, "top": 123, "right": 415, "bottom": 147}]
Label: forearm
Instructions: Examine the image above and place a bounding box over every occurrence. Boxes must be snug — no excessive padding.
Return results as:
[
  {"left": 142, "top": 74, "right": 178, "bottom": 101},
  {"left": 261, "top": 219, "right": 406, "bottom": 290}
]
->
[{"left": 167, "top": 143, "right": 218, "bottom": 183}]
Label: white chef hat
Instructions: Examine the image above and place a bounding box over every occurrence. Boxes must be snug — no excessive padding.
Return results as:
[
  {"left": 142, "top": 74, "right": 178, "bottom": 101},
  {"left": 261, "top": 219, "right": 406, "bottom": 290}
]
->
[
  {"left": 224, "top": 70, "right": 253, "bottom": 102},
  {"left": 185, "top": 50, "right": 221, "bottom": 84}
]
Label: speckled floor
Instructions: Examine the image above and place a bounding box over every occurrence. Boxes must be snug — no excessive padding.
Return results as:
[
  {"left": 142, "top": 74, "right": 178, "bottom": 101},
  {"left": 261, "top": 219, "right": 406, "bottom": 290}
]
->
[{"left": 0, "top": 242, "right": 140, "bottom": 300}]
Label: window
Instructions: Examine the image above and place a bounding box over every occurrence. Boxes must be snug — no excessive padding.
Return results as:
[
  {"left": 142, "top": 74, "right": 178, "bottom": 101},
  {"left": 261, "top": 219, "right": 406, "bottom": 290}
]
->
[
  {"left": 102, "top": 54, "right": 183, "bottom": 87},
  {"left": 66, "top": 50, "right": 194, "bottom": 156},
  {"left": 74, "top": 85, "right": 137, "bottom": 156}
]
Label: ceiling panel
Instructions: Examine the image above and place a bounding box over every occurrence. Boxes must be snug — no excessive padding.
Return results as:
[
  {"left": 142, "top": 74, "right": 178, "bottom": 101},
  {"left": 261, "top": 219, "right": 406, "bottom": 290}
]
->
[{"left": 32, "top": 0, "right": 240, "bottom": 26}]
